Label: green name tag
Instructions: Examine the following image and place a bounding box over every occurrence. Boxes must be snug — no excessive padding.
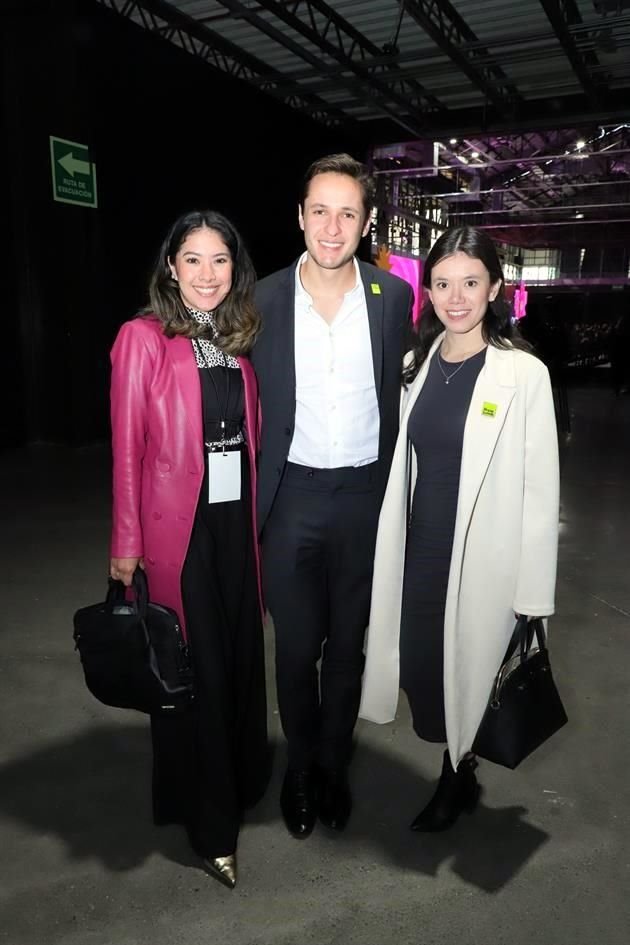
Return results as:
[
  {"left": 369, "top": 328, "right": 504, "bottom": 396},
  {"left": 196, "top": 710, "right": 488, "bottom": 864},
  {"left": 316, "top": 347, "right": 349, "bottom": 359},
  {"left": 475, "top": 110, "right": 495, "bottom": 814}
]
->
[
  {"left": 370, "top": 283, "right": 381, "bottom": 295},
  {"left": 482, "top": 402, "right": 497, "bottom": 417}
]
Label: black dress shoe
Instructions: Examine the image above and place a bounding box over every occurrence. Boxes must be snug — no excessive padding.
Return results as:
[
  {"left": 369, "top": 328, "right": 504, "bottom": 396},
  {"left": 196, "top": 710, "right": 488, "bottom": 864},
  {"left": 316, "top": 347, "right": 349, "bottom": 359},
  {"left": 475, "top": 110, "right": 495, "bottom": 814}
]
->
[
  {"left": 410, "top": 751, "right": 481, "bottom": 832},
  {"left": 318, "top": 767, "right": 352, "bottom": 831},
  {"left": 280, "top": 767, "right": 318, "bottom": 838}
]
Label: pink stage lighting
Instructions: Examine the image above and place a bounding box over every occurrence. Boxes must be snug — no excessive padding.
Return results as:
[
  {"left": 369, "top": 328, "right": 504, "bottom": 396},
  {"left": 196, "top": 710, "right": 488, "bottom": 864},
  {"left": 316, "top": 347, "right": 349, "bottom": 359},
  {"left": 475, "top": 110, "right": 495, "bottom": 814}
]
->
[
  {"left": 375, "top": 247, "right": 423, "bottom": 323},
  {"left": 505, "top": 282, "right": 529, "bottom": 320}
]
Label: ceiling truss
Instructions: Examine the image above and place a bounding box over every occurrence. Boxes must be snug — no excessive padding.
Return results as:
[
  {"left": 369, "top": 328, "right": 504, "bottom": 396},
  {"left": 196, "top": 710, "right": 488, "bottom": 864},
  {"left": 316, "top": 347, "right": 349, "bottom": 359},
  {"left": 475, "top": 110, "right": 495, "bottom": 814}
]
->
[
  {"left": 95, "top": 0, "right": 353, "bottom": 126},
  {"left": 95, "top": 0, "right": 630, "bottom": 137},
  {"left": 539, "top": 0, "right": 601, "bottom": 103},
  {"left": 217, "top": 0, "right": 444, "bottom": 136},
  {"left": 401, "top": 0, "right": 522, "bottom": 117},
  {"left": 94, "top": 0, "right": 630, "bottom": 246}
]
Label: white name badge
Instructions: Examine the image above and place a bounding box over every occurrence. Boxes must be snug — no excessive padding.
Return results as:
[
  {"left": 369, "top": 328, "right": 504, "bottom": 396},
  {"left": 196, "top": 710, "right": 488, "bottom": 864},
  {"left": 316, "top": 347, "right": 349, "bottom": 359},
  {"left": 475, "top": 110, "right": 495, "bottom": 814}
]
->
[{"left": 207, "top": 450, "right": 241, "bottom": 504}]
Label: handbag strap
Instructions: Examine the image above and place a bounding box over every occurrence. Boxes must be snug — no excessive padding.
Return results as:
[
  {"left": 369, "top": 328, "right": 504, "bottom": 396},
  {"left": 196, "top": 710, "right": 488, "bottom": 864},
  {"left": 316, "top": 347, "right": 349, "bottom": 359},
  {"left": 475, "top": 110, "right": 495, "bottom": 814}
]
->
[
  {"left": 531, "top": 617, "right": 547, "bottom": 652},
  {"left": 105, "top": 578, "right": 134, "bottom": 612},
  {"left": 503, "top": 615, "right": 547, "bottom": 665},
  {"left": 131, "top": 567, "right": 150, "bottom": 618},
  {"left": 104, "top": 568, "right": 149, "bottom": 617}
]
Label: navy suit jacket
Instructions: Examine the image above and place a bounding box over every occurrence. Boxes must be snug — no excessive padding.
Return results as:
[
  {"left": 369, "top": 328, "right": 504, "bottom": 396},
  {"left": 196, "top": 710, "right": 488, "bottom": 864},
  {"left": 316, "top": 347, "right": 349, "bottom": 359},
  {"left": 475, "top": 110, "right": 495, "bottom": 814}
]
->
[{"left": 251, "top": 259, "right": 413, "bottom": 535}]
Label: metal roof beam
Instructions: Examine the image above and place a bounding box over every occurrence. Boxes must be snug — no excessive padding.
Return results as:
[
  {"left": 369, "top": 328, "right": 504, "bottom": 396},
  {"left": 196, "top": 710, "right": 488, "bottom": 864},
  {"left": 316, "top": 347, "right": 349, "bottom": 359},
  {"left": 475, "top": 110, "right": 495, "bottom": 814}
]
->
[
  {"left": 226, "top": 0, "right": 443, "bottom": 137},
  {"left": 94, "top": 0, "right": 354, "bottom": 128},
  {"left": 538, "top": 0, "right": 601, "bottom": 103},
  {"left": 448, "top": 200, "right": 630, "bottom": 217},
  {"left": 367, "top": 88, "right": 630, "bottom": 136},
  {"left": 401, "top": 0, "right": 521, "bottom": 116},
  {"left": 377, "top": 147, "right": 630, "bottom": 175}
]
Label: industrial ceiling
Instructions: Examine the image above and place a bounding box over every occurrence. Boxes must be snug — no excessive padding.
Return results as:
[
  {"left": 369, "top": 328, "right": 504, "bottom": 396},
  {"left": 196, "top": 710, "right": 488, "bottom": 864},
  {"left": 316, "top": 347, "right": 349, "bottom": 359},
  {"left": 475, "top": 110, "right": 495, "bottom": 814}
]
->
[{"left": 95, "top": 0, "right": 630, "bottom": 250}]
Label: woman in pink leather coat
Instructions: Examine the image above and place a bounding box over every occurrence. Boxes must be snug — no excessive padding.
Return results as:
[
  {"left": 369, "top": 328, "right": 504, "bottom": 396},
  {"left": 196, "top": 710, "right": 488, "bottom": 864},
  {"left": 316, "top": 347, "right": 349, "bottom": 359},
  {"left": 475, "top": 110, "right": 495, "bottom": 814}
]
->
[{"left": 109, "top": 210, "right": 268, "bottom": 889}]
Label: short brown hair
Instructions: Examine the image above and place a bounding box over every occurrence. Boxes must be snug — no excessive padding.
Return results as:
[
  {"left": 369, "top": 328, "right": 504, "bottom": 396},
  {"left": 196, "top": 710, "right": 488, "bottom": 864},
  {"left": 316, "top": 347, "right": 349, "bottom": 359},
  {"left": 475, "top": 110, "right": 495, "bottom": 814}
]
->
[{"left": 300, "top": 153, "right": 375, "bottom": 221}]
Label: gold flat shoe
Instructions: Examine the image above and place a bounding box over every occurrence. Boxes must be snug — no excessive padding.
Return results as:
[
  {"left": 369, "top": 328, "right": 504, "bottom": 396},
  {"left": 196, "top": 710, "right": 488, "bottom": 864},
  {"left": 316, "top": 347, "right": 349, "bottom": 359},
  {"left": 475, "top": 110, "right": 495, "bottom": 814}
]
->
[{"left": 202, "top": 854, "right": 237, "bottom": 889}]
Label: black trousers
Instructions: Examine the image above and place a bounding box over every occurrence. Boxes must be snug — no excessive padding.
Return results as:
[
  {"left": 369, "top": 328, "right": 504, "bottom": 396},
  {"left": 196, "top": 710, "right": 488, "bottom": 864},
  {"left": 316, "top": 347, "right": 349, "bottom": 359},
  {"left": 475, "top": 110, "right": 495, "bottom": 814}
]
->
[
  {"left": 262, "top": 462, "right": 380, "bottom": 771},
  {"left": 151, "top": 450, "right": 268, "bottom": 859}
]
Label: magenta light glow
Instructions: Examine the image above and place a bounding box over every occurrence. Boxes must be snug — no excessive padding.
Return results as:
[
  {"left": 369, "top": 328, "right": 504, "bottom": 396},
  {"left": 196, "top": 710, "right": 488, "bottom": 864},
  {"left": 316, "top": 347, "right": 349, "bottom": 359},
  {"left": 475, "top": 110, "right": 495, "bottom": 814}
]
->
[
  {"left": 510, "top": 281, "right": 529, "bottom": 320},
  {"left": 388, "top": 254, "right": 423, "bottom": 324}
]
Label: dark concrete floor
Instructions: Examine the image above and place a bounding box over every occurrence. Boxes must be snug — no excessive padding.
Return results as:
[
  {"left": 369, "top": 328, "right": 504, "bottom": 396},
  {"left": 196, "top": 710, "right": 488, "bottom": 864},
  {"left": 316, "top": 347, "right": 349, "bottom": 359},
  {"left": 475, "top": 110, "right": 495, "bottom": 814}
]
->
[{"left": 1, "top": 386, "right": 629, "bottom": 945}]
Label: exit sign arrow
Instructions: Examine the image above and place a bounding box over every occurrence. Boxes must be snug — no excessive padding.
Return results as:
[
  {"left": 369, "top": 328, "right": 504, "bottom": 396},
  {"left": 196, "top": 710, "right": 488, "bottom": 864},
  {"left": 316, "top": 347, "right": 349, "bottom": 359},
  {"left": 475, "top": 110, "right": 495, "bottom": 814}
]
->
[
  {"left": 50, "top": 135, "right": 97, "bottom": 208},
  {"left": 58, "top": 151, "right": 91, "bottom": 177}
]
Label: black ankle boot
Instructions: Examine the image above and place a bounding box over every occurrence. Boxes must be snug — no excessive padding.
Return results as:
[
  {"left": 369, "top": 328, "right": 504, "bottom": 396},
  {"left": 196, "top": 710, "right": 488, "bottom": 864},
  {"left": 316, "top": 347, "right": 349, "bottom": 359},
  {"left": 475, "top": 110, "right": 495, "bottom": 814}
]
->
[{"left": 410, "top": 751, "right": 480, "bottom": 832}]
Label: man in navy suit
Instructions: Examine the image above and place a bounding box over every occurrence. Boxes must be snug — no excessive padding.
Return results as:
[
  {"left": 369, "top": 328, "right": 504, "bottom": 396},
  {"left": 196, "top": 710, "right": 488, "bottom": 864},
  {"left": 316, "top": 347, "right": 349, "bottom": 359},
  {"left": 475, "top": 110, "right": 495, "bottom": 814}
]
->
[{"left": 252, "top": 154, "right": 413, "bottom": 838}]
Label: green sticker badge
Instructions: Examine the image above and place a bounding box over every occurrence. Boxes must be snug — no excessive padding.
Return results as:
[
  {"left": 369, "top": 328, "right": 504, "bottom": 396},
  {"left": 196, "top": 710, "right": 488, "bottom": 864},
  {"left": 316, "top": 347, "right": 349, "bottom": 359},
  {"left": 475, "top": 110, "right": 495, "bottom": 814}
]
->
[
  {"left": 482, "top": 402, "right": 498, "bottom": 417},
  {"left": 370, "top": 283, "right": 381, "bottom": 295}
]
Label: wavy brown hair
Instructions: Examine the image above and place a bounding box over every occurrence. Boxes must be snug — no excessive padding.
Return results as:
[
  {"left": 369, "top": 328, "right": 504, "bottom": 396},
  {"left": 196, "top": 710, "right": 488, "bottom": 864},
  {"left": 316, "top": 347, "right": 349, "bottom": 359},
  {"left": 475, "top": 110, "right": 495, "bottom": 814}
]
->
[{"left": 144, "top": 210, "right": 260, "bottom": 355}]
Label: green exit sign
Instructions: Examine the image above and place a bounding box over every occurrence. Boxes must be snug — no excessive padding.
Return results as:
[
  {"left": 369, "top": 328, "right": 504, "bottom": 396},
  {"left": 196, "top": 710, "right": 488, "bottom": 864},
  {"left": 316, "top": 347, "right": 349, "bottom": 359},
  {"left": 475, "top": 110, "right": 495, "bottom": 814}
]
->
[{"left": 50, "top": 135, "right": 97, "bottom": 208}]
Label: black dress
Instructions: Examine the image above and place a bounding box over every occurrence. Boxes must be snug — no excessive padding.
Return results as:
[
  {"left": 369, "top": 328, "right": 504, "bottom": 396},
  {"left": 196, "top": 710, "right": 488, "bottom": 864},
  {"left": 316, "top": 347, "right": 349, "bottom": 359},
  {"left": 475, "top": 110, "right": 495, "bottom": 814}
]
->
[
  {"left": 151, "top": 348, "right": 268, "bottom": 859},
  {"left": 400, "top": 347, "right": 486, "bottom": 742}
]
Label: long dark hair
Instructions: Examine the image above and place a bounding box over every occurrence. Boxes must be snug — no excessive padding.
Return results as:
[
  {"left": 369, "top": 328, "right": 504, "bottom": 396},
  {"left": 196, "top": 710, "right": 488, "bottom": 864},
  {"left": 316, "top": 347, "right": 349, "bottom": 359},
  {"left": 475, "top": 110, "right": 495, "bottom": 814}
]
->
[
  {"left": 144, "top": 209, "right": 260, "bottom": 355},
  {"left": 404, "top": 226, "right": 530, "bottom": 384}
]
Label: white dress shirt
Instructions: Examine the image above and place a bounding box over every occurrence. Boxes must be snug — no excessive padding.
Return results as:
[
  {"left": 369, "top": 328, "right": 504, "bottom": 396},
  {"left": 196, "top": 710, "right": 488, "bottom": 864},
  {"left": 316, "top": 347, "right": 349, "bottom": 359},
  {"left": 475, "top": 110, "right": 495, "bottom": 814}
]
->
[{"left": 288, "top": 253, "right": 380, "bottom": 469}]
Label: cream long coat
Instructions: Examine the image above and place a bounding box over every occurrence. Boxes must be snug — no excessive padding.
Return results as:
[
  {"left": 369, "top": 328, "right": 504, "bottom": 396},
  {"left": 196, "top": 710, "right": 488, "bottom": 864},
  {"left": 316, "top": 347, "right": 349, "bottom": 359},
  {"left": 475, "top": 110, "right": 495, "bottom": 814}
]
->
[{"left": 359, "top": 336, "right": 559, "bottom": 768}]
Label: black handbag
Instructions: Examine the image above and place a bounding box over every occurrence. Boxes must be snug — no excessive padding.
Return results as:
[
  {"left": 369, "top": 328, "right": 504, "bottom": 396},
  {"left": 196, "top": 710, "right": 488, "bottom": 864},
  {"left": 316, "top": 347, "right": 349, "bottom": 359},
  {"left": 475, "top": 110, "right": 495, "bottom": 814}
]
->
[
  {"left": 73, "top": 568, "right": 194, "bottom": 714},
  {"left": 472, "top": 615, "right": 567, "bottom": 769}
]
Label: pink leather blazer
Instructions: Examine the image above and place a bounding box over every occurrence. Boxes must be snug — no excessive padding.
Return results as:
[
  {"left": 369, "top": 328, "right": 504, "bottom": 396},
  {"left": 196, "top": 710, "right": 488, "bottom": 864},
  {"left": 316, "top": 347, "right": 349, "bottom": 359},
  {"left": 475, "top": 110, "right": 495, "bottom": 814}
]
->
[{"left": 110, "top": 315, "right": 261, "bottom": 637}]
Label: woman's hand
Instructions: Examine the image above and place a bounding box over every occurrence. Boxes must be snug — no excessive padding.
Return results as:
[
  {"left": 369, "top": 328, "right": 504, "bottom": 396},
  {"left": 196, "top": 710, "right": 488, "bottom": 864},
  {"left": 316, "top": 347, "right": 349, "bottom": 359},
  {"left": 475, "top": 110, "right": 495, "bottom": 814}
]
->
[{"left": 110, "top": 556, "right": 143, "bottom": 586}]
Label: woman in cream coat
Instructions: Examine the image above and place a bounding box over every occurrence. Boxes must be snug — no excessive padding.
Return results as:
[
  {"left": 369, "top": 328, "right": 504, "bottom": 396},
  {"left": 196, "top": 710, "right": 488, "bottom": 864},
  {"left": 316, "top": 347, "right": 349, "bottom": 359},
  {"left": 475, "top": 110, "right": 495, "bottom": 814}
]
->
[{"left": 360, "top": 226, "right": 559, "bottom": 831}]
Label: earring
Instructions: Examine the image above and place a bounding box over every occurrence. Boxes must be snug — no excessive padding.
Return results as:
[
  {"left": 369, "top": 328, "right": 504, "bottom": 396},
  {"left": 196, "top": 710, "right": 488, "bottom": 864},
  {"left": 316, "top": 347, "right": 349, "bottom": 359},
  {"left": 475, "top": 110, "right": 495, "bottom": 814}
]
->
[{"left": 170, "top": 271, "right": 178, "bottom": 281}]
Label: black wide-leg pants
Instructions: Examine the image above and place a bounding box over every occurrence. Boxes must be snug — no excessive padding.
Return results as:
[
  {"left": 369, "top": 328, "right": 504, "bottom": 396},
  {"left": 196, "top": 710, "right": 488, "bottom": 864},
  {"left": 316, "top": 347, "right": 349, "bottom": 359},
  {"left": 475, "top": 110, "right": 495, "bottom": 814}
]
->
[
  {"left": 150, "top": 451, "right": 268, "bottom": 859},
  {"left": 262, "top": 462, "right": 380, "bottom": 771}
]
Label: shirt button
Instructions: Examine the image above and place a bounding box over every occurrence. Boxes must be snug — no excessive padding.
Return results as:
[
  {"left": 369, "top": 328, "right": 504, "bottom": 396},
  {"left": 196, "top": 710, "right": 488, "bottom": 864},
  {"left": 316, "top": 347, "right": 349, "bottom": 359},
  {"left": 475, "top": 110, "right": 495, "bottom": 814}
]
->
[
  {"left": 284, "top": 427, "right": 291, "bottom": 436},
  {"left": 330, "top": 405, "right": 336, "bottom": 411},
  {"left": 152, "top": 511, "right": 162, "bottom": 520}
]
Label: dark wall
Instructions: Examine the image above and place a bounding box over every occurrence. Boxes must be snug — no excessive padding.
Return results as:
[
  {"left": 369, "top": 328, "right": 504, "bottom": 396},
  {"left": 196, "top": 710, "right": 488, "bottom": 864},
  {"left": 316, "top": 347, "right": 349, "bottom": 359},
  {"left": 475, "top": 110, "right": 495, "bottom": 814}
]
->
[
  {"left": 527, "top": 286, "right": 630, "bottom": 325},
  {"left": 523, "top": 286, "right": 630, "bottom": 372},
  {"left": 1, "top": 0, "right": 362, "bottom": 445}
]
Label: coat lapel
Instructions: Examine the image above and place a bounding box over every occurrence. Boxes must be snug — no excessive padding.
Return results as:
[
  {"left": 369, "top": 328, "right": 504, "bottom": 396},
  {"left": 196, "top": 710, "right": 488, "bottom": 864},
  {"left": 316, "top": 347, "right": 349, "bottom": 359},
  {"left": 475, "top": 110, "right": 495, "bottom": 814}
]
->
[
  {"left": 237, "top": 357, "right": 258, "bottom": 453},
  {"left": 273, "top": 266, "right": 297, "bottom": 412},
  {"left": 456, "top": 346, "right": 517, "bottom": 529},
  {"left": 359, "top": 261, "right": 384, "bottom": 399},
  {"left": 164, "top": 334, "right": 203, "bottom": 451}
]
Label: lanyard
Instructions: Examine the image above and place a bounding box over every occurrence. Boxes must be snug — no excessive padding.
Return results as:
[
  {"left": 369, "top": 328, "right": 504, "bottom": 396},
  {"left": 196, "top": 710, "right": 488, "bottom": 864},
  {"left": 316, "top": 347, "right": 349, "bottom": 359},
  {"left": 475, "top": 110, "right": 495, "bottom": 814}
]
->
[{"left": 193, "top": 338, "right": 231, "bottom": 454}]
